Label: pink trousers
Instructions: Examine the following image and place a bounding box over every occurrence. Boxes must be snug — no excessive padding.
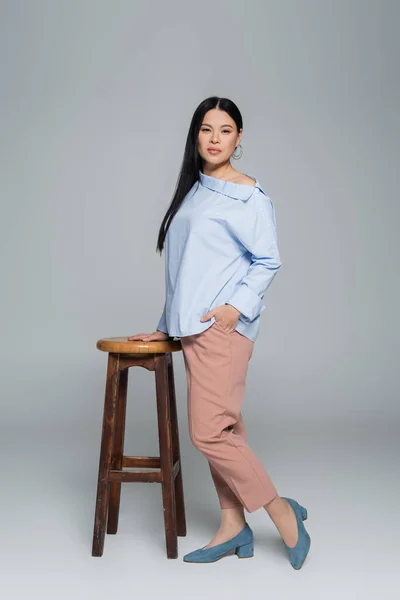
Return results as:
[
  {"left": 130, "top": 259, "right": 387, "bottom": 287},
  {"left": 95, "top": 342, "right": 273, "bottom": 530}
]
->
[{"left": 180, "top": 321, "right": 278, "bottom": 513}]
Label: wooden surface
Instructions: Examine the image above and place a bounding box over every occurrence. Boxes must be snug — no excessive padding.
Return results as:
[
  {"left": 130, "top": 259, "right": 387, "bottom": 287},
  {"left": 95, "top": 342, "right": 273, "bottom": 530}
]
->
[
  {"left": 91, "top": 350, "right": 186, "bottom": 558},
  {"left": 96, "top": 336, "right": 182, "bottom": 354}
]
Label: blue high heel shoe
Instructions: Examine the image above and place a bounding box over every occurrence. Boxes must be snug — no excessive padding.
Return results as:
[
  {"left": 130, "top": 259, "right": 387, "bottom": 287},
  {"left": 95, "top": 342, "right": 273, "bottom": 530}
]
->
[
  {"left": 280, "top": 497, "right": 311, "bottom": 569},
  {"left": 183, "top": 523, "right": 254, "bottom": 563}
]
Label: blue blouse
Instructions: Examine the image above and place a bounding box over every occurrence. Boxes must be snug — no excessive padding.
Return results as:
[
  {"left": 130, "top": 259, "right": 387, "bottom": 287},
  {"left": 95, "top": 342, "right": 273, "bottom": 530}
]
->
[{"left": 156, "top": 170, "right": 282, "bottom": 342}]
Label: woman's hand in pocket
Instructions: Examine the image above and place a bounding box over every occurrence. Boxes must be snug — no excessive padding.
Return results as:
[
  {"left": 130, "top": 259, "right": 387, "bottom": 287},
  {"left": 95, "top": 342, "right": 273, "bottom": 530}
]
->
[{"left": 200, "top": 304, "right": 240, "bottom": 333}]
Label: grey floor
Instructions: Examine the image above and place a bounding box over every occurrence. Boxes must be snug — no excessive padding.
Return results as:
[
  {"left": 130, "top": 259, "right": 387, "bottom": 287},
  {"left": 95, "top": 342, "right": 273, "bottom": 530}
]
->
[{"left": 4, "top": 414, "right": 398, "bottom": 600}]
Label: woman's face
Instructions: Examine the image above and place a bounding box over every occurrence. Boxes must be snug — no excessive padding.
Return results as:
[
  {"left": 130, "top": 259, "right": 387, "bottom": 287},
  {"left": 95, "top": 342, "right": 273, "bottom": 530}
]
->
[{"left": 198, "top": 109, "right": 241, "bottom": 165}]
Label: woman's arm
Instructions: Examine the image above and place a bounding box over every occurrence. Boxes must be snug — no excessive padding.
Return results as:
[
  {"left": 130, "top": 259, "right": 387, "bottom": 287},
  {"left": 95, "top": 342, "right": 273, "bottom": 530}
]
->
[{"left": 225, "top": 193, "right": 282, "bottom": 324}]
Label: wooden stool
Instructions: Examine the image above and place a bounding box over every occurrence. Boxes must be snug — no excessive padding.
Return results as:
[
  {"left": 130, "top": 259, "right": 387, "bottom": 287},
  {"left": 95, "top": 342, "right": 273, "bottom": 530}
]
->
[{"left": 92, "top": 336, "right": 186, "bottom": 558}]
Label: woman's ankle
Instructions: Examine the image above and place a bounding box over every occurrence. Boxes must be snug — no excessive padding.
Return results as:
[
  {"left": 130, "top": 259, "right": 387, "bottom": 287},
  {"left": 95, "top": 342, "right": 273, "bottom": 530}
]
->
[
  {"left": 220, "top": 506, "right": 246, "bottom": 528},
  {"left": 263, "top": 495, "right": 289, "bottom": 518}
]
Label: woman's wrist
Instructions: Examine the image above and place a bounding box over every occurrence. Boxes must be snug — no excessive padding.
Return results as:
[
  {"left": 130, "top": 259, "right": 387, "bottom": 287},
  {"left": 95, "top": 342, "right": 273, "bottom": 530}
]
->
[{"left": 224, "top": 303, "right": 241, "bottom": 317}]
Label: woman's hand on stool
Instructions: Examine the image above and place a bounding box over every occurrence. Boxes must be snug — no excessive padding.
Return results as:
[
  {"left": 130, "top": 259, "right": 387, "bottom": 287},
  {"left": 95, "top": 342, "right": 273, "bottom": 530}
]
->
[{"left": 128, "top": 330, "right": 170, "bottom": 342}]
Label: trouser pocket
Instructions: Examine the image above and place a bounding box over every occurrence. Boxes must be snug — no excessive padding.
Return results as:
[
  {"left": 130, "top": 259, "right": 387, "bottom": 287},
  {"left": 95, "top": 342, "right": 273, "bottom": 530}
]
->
[{"left": 213, "top": 320, "right": 235, "bottom": 335}]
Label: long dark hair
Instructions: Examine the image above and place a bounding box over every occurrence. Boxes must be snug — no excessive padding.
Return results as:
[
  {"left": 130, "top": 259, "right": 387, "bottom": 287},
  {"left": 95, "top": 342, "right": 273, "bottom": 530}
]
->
[{"left": 156, "top": 96, "right": 243, "bottom": 254}]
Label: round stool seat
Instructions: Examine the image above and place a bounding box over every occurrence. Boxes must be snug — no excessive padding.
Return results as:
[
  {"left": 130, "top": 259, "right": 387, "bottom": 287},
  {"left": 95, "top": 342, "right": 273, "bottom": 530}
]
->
[{"left": 96, "top": 336, "right": 182, "bottom": 354}]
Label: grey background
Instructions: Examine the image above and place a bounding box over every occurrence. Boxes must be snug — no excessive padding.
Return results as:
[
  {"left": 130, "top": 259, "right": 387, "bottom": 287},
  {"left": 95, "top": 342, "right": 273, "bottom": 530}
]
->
[{"left": 1, "top": 0, "right": 398, "bottom": 597}]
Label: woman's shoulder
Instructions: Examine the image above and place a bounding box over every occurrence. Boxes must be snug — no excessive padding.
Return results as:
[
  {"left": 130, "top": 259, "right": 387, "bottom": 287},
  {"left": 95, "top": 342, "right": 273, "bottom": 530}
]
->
[{"left": 230, "top": 172, "right": 257, "bottom": 187}]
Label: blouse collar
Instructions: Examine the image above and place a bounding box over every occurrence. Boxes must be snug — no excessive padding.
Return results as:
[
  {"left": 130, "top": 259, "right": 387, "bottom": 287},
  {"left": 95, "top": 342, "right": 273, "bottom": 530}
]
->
[{"left": 199, "top": 170, "right": 265, "bottom": 201}]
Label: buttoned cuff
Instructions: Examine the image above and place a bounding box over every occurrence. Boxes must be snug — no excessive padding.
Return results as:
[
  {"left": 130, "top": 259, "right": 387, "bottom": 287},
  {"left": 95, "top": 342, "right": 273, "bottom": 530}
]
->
[{"left": 226, "top": 285, "right": 265, "bottom": 323}]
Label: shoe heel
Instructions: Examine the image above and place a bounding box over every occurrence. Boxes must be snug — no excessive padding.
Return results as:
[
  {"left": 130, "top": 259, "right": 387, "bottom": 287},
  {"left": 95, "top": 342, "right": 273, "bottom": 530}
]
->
[
  {"left": 235, "top": 541, "right": 254, "bottom": 558},
  {"left": 298, "top": 504, "right": 308, "bottom": 520}
]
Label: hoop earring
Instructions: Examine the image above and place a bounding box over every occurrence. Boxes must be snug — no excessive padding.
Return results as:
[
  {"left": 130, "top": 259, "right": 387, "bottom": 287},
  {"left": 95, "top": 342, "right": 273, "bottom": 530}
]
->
[{"left": 232, "top": 143, "right": 243, "bottom": 160}]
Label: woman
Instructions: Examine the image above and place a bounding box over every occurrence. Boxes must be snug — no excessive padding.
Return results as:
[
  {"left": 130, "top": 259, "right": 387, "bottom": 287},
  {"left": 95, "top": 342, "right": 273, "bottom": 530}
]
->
[{"left": 129, "top": 96, "right": 311, "bottom": 568}]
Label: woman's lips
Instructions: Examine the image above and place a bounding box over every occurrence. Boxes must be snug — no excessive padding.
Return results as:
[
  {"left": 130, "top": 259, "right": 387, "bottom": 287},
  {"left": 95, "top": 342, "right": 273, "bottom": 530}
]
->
[{"left": 207, "top": 149, "right": 221, "bottom": 154}]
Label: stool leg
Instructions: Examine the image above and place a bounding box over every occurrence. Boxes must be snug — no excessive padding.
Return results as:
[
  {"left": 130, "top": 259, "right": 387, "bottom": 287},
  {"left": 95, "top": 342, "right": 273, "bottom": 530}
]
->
[
  {"left": 92, "top": 353, "right": 120, "bottom": 557},
  {"left": 107, "top": 367, "right": 128, "bottom": 534},
  {"left": 167, "top": 354, "right": 187, "bottom": 537},
  {"left": 155, "top": 355, "right": 178, "bottom": 559}
]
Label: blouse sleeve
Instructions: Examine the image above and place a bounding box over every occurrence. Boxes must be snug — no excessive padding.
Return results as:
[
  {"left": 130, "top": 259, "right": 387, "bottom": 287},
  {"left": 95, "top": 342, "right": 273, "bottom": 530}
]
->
[
  {"left": 156, "top": 300, "right": 168, "bottom": 334},
  {"left": 225, "top": 192, "right": 282, "bottom": 324}
]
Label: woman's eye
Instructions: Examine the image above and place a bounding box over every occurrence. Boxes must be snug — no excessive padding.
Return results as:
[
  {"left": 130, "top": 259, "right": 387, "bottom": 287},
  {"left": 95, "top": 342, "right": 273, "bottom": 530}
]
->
[{"left": 201, "top": 129, "right": 230, "bottom": 133}]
